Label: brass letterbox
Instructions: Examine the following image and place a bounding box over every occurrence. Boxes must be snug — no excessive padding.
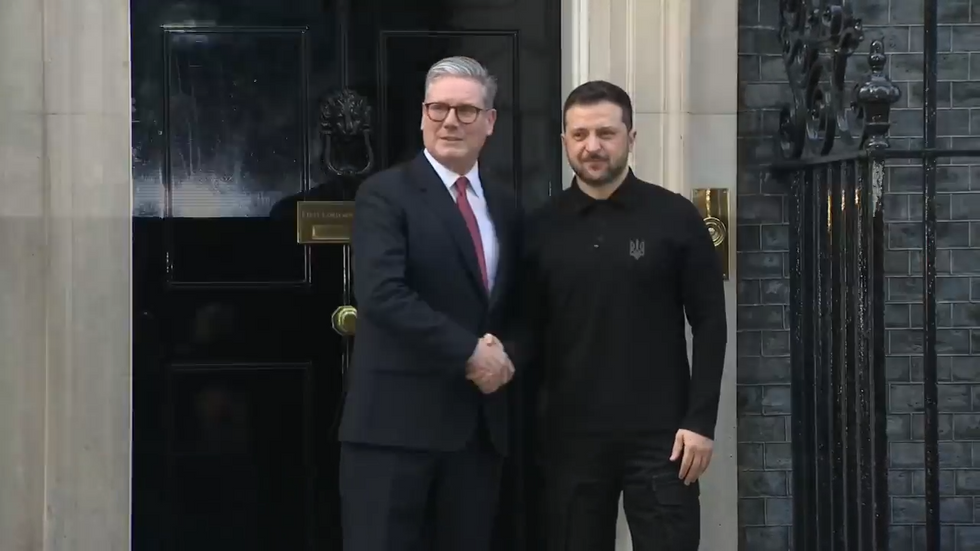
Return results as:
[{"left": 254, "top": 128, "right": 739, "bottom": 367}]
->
[{"left": 296, "top": 201, "right": 355, "bottom": 244}]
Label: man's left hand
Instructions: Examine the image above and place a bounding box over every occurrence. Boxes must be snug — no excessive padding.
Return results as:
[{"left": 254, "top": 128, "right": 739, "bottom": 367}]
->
[{"left": 669, "top": 429, "right": 713, "bottom": 485}]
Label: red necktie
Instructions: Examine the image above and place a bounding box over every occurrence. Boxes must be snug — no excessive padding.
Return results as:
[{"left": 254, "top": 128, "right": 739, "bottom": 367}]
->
[{"left": 454, "top": 177, "right": 488, "bottom": 289}]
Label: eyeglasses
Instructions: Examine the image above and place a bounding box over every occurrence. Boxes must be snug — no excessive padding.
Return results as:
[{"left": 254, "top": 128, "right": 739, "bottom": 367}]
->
[{"left": 424, "top": 102, "right": 485, "bottom": 124}]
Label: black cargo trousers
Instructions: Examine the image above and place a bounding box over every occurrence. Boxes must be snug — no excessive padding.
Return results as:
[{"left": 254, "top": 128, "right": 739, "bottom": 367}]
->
[{"left": 542, "top": 430, "right": 701, "bottom": 551}]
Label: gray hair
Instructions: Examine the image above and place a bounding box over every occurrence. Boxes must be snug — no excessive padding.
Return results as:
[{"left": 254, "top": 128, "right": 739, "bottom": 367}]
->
[{"left": 424, "top": 56, "right": 498, "bottom": 109}]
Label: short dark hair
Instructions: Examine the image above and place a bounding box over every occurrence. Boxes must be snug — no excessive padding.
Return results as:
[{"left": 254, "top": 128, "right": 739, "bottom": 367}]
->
[{"left": 562, "top": 80, "right": 634, "bottom": 130}]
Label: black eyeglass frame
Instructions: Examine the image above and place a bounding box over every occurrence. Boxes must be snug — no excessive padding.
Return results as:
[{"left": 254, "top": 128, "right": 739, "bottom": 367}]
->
[{"left": 422, "top": 102, "right": 488, "bottom": 124}]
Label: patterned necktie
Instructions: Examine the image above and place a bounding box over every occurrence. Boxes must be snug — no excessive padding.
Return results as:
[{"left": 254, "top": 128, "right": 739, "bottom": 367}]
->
[{"left": 453, "top": 177, "right": 488, "bottom": 289}]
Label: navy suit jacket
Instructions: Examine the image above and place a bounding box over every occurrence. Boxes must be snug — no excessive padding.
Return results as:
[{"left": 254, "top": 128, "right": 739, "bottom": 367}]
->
[{"left": 338, "top": 152, "right": 524, "bottom": 455}]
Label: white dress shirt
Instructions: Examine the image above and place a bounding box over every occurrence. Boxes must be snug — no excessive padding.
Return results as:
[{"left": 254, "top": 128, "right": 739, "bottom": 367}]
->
[{"left": 423, "top": 149, "right": 499, "bottom": 291}]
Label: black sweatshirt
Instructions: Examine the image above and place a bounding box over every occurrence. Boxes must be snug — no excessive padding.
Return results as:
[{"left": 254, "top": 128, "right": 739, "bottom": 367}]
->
[{"left": 522, "top": 170, "right": 728, "bottom": 439}]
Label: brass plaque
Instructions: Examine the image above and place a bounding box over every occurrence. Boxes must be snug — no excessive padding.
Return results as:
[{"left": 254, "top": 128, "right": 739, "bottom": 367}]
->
[
  {"left": 296, "top": 201, "right": 355, "bottom": 244},
  {"left": 691, "top": 188, "right": 730, "bottom": 280}
]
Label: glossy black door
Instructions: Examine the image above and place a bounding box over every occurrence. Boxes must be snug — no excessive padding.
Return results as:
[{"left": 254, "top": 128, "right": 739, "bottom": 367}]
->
[{"left": 131, "top": 0, "right": 560, "bottom": 549}]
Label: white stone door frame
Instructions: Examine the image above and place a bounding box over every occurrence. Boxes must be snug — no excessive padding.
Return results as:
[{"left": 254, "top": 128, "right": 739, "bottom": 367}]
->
[
  {"left": 560, "top": 0, "right": 739, "bottom": 549},
  {"left": 0, "top": 0, "right": 133, "bottom": 549}
]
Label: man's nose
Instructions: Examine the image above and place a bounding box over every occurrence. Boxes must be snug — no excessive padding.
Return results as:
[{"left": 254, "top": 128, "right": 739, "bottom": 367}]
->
[
  {"left": 443, "top": 108, "right": 460, "bottom": 127},
  {"left": 583, "top": 135, "right": 602, "bottom": 152}
]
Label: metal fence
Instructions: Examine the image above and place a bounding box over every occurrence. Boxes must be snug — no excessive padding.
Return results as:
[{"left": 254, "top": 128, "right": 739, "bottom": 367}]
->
[{"left": 769, "top": 1, "right": 964, "bottom": 549}]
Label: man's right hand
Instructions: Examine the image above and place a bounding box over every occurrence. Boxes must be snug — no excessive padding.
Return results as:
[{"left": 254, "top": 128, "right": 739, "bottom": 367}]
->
[{"left": 466, "top": 335, "right": 514, "bottom": 394}]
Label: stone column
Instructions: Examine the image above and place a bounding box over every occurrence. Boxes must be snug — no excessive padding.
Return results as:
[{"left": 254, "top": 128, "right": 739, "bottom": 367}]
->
[
  {"left": 0, "top": 0, "right": 47, "bottom": 546},
  {"left": 0, "top": 0, "right": 133, "bottom": 549},
  {"left": 561, "top": 0, "right": 739, "bottom": 549}
]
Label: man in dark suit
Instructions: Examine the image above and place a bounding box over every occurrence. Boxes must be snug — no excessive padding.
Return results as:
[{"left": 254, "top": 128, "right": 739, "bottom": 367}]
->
[{"left": 338, "top": 56, "right": 524, "bottom": 551}]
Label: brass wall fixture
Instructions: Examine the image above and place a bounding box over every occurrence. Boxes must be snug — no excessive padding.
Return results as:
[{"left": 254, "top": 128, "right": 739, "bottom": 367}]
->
[
  {"left": 331, "top": 305, "right": 357, "bottom": 336},
  {"left": 296, "top": 201, "right": 355, "bottom": 244},
  {"left": 691, "top": 188, "right": 730, "bottom": 280}
]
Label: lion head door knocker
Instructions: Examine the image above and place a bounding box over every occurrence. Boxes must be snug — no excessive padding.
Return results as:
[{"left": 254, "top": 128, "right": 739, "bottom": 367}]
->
[{"left": 319, "top": 88, "right": 375, "bottom": 178}]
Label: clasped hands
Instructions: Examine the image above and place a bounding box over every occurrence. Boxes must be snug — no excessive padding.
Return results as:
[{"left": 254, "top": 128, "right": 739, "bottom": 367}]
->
[{"left": 465, "top": 333, "right": 514, "bottom": 394}]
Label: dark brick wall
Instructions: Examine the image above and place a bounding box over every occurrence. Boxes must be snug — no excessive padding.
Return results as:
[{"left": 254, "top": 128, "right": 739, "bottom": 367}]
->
[
  {"left": 736, "top": 0, "right": 793, "bottom": 548},
  {"left": 737, "top": 1, "right": 980, "bottom": 550}
]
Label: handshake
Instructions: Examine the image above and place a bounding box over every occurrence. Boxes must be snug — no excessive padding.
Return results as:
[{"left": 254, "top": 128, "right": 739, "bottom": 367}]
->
[{"left": 465, "top": 333, "right": 515, "bottom": 394}]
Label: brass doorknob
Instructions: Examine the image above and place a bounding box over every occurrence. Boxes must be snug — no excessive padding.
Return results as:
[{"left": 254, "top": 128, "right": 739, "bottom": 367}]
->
[{"left": 331, "top": 305, "right": 357, "bottom": 336}]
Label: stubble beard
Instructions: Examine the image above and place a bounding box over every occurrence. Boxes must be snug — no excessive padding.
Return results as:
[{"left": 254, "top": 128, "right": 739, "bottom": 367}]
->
[{"left": 571, "top": 154, "right": 629, "bottom": 189}]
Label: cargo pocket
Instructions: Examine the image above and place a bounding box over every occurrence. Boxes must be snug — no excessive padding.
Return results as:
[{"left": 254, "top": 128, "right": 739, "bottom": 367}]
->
[{"left": 622, "top": 476, "right": 700, "bottom": 551}]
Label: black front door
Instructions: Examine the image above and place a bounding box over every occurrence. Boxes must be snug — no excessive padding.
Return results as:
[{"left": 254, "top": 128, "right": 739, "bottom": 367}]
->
[{"left": 131, "top": 0, "right": 560, "bottom": 549}]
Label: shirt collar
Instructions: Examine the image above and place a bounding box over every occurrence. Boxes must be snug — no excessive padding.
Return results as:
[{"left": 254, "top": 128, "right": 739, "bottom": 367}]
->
[
  {"left": 562, "top": 168, "right": 641, "bottom": 214},
  {"left": 423, "top": 148, "right": 483, "bottom": 198}
]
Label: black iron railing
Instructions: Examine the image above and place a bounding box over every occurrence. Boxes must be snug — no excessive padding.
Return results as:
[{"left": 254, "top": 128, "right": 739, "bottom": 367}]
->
[
  {"left": 770, "top": 0, "right": 980, "bottom": 547},
  {"left": 769, "top": 1, "right": 906, "bottom": 550}
]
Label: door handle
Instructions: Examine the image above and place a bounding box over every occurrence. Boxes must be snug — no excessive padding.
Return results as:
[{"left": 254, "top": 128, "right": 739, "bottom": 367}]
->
[{"left": 331, "top": 305, "right": 357, "bottom": 336}]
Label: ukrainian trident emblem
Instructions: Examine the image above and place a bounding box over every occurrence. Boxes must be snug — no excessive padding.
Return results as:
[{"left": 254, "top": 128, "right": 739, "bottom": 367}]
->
[{"left": 629, "top": 239, "right": 645, "bottom": 260}]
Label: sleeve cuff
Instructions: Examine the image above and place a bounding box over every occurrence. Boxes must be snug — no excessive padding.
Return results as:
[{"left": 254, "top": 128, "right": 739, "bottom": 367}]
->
[{"left": 680, "top": 417, "right": 716, "bottom": 441}]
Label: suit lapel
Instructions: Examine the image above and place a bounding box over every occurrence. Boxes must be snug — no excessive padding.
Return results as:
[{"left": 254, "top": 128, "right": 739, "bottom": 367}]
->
[
  {"left": 481, "top": 170, "right": 511, "bottom": 309},
  {"left": 408, "top": 154, "right": 488, "bottom": 299}
]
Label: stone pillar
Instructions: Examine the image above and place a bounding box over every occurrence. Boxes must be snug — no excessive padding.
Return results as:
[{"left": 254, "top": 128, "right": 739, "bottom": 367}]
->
[
  {"left": 0, "top": 0, "right": 133, "bottom": 549},
  {"left": 0, "top": 0, "right": 47, "bottom": 547},
  {"left": 561, "top": 0, "right": 739, "bottom": 549}
]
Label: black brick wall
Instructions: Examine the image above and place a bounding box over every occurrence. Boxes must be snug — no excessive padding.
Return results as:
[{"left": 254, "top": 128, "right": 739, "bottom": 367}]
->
[{"left": 737, "top": 1, "right": 980, "bottom": 550}]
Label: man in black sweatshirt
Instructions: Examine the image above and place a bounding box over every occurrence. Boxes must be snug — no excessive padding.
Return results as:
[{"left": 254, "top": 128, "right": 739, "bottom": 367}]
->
[{"left": 523, "top": 80, "right": 727, "bottom": 551}]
